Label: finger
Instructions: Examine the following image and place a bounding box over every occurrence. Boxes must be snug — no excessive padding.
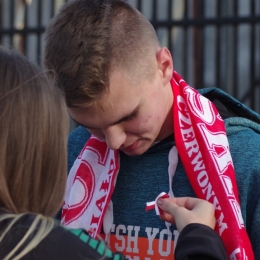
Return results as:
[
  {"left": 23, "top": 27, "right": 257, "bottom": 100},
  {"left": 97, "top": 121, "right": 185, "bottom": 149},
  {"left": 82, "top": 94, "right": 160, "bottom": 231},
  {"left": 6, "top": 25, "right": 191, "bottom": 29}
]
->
[
  {"left": 159, "top": 212, "right": 176, "bottom": 224},
  {"left": 165, "top": 197, "right": 207, "bottom": 211},
  {"left": 157, "top": 198, "right": 189, "bottom": 221},
  {"left": 157, "top": 197, "right": 195, "bottom": 209},
  {"left": 157, "top": 198, "right": 179, "bottom": 215}
]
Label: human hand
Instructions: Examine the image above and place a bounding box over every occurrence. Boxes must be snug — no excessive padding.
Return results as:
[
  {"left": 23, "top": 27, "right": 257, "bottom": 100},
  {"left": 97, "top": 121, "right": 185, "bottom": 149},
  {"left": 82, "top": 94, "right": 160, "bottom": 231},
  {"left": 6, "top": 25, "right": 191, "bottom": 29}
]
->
[{"left": 157, "top": 197, "right": 216, "bottom": 233}]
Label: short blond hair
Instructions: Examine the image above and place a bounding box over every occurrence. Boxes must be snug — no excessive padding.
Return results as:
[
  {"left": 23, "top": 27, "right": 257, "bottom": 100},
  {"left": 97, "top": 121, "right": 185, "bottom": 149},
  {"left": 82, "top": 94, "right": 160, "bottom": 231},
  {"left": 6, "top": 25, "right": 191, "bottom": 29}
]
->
[{"left": 44, "top": 0, "right": 160, "bottom": 108}]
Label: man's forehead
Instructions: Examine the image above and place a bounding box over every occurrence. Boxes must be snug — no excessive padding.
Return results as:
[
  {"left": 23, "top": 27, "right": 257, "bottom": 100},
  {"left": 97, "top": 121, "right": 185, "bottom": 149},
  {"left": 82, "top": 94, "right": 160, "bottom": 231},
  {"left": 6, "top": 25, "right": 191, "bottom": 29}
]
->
[{"left": 69, "top": 70, "right": 144, "bottom": 127}]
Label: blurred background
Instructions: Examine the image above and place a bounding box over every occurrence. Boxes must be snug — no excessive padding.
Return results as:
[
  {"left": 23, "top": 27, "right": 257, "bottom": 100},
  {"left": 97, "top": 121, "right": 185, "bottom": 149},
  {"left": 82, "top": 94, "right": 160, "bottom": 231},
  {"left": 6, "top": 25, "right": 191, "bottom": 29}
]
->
[{"left": 0, "top": 0, "right": 260, "bottom": 131}]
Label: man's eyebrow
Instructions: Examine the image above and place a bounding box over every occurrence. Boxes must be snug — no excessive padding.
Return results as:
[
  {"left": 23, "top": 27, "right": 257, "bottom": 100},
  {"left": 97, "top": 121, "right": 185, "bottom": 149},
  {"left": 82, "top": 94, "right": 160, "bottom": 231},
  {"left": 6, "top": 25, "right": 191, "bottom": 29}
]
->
[{"left": 72, "top": 104, "right": 140, "bottom": 129}]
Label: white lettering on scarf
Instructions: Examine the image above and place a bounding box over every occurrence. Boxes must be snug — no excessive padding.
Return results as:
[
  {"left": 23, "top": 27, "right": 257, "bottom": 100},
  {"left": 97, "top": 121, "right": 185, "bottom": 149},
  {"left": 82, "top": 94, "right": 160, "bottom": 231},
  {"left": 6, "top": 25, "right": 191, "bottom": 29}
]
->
[{"left": 176, "top": 93, "right": 231, "bottom": 235}]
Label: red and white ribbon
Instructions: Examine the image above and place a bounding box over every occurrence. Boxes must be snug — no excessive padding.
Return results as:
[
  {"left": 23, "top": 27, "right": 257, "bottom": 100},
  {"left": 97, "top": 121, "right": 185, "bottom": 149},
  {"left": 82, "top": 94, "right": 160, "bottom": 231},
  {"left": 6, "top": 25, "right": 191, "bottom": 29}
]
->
[{"left": 146, "top": 192, "right": 170, "bottom": 215}]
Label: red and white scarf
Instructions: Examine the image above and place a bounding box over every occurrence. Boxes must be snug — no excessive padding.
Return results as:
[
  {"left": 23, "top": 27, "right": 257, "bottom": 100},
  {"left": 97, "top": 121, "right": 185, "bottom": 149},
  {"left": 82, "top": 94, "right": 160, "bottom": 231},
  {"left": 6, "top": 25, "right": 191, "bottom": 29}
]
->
[
  {"left": 61, "top": 136, "right": 119, "bottom": 238},
  {"left": 61, "top": 71, "right": 254, "bottom": 259}
]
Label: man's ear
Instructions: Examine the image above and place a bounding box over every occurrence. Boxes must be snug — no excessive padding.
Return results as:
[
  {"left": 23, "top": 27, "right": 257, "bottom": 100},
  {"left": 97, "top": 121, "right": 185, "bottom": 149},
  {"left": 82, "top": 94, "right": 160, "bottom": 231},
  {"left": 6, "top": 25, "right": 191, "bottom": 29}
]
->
[{"left": 156, "top": 47, "right": 174, "bottom": 86}]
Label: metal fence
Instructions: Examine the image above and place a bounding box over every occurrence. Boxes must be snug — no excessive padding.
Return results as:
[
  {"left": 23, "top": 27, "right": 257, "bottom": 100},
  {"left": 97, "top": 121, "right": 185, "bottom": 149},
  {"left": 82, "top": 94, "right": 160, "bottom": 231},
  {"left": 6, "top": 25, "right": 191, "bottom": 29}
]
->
[{"left": 1, "top": 0, "right": 260, "bottom": 113}]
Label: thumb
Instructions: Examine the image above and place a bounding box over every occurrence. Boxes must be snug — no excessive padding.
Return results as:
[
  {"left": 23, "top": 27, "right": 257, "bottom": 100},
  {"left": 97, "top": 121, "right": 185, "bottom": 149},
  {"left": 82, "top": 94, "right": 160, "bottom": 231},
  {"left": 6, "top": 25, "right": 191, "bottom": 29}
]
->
[
  {"left": 157, "top": 198, "right": 180, "bottom": 218},
  {"left": 157, "top": 198, "right": 192, "bottom": 232}
]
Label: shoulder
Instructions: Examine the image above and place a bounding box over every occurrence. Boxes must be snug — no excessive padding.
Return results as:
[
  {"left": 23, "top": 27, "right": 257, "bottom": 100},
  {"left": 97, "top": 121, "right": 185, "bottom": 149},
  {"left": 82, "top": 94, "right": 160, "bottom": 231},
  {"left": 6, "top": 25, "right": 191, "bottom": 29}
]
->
[
  {"left": 68, "top": 126, "right": 91, "bottom": 146},
  {"left": 227, "top": 119, "right": 260, "bottom": 158},
  {"left": 199, "top": 87, "right": 260, "bottom": 124},
  {"left": 38, "top": 226, "right": 125, "bottom": 260},
  {"left": 0, "top": 215, "right": 124, "bottom": 260}
]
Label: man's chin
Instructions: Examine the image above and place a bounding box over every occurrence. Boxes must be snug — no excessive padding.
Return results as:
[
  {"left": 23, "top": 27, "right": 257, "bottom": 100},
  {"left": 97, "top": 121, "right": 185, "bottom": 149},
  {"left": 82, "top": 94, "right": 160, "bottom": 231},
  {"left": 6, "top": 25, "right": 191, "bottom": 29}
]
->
[{"left": 120, "top": 143, "right": 151, "bottom": 156}]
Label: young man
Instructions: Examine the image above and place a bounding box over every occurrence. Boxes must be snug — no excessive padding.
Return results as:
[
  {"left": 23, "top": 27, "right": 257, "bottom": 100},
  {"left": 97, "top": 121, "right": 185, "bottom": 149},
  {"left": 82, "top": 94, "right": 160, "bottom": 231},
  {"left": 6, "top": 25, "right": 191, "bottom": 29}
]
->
[{"left": 44, "top": 0, "right": 260, "bottom": 259}]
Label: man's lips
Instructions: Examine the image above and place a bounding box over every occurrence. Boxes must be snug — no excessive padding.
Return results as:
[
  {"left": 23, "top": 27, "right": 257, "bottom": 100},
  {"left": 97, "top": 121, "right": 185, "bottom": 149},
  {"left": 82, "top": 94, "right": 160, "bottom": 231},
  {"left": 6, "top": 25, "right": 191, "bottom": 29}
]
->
[{"left": 121, "top": 140, "right": 140, "bottom": 153}]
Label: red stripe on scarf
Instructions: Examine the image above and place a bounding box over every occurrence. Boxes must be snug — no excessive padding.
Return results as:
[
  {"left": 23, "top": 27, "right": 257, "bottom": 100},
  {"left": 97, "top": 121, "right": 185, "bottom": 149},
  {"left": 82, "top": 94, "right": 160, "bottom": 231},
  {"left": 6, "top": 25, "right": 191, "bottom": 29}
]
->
[{"left": 172, "top": 71, "right": 254, "bottom": 259}]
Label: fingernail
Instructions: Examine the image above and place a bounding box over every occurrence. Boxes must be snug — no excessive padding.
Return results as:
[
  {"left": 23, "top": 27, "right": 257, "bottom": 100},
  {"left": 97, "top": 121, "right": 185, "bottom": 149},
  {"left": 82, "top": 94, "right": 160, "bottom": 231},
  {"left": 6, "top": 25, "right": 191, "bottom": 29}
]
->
[{"left": 157, "top": 198, "right": 164, "bottom": 206}]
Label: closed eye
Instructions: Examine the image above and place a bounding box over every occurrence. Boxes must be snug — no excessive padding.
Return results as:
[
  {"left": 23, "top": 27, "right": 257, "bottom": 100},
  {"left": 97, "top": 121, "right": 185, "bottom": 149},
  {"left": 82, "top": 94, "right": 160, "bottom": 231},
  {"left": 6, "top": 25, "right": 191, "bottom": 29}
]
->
[
  {"left": 124, "top": 111, "right": 137, "bottom": 121},
  {"left": 110, "top": 107, "right": 139, "bottom": 126}
]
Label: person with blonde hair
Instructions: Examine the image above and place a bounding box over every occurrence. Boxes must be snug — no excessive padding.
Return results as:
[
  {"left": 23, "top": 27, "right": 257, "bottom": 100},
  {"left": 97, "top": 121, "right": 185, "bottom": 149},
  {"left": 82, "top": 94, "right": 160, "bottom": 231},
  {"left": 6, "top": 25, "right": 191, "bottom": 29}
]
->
[
  {"left": 0, "top": 47, "right": 228, "bottom": 259},
  {"left": 0, "top": 47, "right": 122, "bottom": 260}
]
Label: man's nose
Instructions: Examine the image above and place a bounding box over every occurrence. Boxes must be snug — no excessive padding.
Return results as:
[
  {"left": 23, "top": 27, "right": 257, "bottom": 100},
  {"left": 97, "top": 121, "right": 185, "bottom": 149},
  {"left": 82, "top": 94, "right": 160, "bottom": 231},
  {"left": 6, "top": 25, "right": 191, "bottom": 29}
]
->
[{"left": 103, "top": 125, "right": 126, "bottom": 150}]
